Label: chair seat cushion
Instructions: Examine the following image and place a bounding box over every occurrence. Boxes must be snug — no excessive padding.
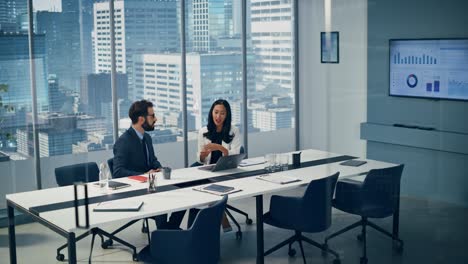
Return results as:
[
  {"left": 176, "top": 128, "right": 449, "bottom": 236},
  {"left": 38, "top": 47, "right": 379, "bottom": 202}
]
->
[
  {"left": 333, "top": 199, "right": 394, "bottom": 218},
  {"left": 263, "top": 212, "right": 326, "bottom": 233},
  {"left": 264, "top": 212, "right": 294, "bottom": 230}
]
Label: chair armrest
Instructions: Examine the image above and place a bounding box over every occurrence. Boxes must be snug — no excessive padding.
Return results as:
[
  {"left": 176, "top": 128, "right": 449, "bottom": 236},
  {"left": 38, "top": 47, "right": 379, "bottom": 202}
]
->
[{"left": 269, "top": 195, "right": 302, "bottom": 223}]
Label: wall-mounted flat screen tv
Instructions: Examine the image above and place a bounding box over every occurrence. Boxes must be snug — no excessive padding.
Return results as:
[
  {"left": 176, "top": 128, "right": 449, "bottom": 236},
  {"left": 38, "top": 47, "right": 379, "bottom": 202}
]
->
[{"left": 389, "top": 38, "right": 468, "bottom": 101}]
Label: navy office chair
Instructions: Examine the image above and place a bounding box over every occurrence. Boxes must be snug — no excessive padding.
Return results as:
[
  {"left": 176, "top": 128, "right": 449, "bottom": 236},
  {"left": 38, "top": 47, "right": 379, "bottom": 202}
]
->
[
  {"left": 107, "top": 158, "right": 114, "bottom": 177},
  {"left": 54, "top": 162, "right": 139, "bottom": 262},
  {"left": 55, "top": 162, "right": 99, "bottom": 186},
  {"left": 139, "top": 195, "right": 228, "bottom": 264},
  {"left": 263, "top": 173, "right": 341, "bottom": 264},
  {"left": 324, "top": 165, "right": 404, "bottom": 264},
  {"left": 190, "top": 146, "right": 253, "bottom": 240}
]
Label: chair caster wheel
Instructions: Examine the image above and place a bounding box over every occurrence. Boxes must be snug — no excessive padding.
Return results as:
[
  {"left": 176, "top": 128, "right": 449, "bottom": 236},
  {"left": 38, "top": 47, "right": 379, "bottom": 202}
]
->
[
  {"left": 56, "top": 254, "right": 65, "bottom": 261},
  {"left": 288, "top": 248, "right": 296, "bottom": 257},
  {"left": 393, "top": 240, "right": 404, "bottom": 253},
  {"left": 333, "top": 258, "right": 341, "bottom": 264},
  {"left": 321, "top": 243, "right": 328, "bottom": 257},
  {"left": 235, "top": 231, "right": 242, "bottom": 240},
  {"left": 101, "top": 239, "right": 113, "bottom": 249},
  {"left": 132, "top": 253, "right": 139, "bottom": 262},
  {"left": 141, "top": 225, "right": 149, "bottom": 233},
  {"left": 360, "top": 257, "right": 368, "bottom": 264},
  {"left": 357, "top": 234, "right": 364, "bottom": 242},
  {"left": 246, "top": 218, "right": 253, "bottom": 225}
]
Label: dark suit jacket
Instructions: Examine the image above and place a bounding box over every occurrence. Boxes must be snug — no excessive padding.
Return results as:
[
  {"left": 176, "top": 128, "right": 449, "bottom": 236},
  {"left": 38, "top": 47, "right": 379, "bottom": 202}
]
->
[{"left": 113, "top": 127, "right": 162, "bottom": 178}]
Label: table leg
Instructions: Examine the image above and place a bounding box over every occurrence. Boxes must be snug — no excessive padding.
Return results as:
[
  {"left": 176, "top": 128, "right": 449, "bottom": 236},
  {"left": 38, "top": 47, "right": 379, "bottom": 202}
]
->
[
  {"left": 256, "top": 195, "right": 264, "bottom": 264},
  {"left": 393, "top": 185, "right": 401, "bottom": 238},
  {"left": 68, "top": 232, "right": 76, "bottom": 264},
  {"left": 8, "top": 204, "right": 17, "bottom": 264}
]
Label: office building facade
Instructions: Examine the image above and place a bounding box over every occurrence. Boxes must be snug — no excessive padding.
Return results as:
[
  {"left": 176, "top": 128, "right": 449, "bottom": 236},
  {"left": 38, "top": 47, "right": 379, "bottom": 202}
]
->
[
  {"left": 36, "top": 0, "right": 95, "bottom": 92},
  {"left": 252, "top": 107, "right": 293, "bottom": 132},
  {"left": 0, "top": 33, "right": 48, "bottom": 112},
  {"left": 82, "top": 73, "right": 128, "bottom": 117},
  {"left": 132, "top": 52, "right": 245, "bottom": 128},
  {"left": 191, "top": 0, "right": 233, "bottom": 52},
  {"left": 250, "top": 0, "right": 294, "bottom": 91},
  {"left": 48, "top": 74, "right": 68, "bottom": 112},
  {"left": 93, "top": 0, "right": 179, "bottom": 74},
  {"left": 0, "top": 0, "right": 27, "bottom": 32}
]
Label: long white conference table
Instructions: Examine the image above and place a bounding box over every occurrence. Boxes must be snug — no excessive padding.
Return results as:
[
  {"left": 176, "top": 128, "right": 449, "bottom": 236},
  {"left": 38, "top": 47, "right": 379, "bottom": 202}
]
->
[{"left": 6, "top": 149, "right": 401, "bottom": 264}]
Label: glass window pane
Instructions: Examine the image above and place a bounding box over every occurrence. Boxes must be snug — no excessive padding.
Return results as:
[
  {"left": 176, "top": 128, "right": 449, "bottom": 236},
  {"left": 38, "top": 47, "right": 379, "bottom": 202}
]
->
[
  {"left": 186, "top": 0, "right": 244, "bottom": 164},
  {"left": 30, "top": 0, "right": 114, "bottom": 161},
  {"left": 0, "top": 0, "right": 38, "bottom": 204},
  {"left": 116, "top": 0, "right": 181, "bottom": 148},
  {"left": 248, "top": 0, "right": 296, "bottom": 156}
]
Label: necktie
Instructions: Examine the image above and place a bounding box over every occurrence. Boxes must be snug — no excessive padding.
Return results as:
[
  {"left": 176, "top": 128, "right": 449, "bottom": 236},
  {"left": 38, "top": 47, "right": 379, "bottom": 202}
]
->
[{"left": 141, "top": 137, "right": 149, "bottom": 169}]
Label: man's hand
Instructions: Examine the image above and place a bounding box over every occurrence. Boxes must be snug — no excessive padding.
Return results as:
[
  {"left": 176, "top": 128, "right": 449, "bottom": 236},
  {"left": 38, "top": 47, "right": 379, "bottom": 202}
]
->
[{"left": 146, "top": 168, "right": 161, "bottom": 174}]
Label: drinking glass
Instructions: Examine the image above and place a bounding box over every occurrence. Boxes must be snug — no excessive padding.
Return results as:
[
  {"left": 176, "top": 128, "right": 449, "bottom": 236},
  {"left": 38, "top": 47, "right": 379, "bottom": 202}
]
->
[{"left": 279, "top": 154, "right": 289, "bottom": 171}]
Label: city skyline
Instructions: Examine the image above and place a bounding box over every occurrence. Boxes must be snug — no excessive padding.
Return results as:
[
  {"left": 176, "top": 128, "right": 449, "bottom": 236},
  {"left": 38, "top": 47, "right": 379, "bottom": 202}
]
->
[{"left": 0, "top": 0, "right": 295, "bottom": 159}]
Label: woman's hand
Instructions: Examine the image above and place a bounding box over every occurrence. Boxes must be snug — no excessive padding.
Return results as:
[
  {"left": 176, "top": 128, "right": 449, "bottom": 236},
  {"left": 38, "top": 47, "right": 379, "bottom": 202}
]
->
[
  {"left": 205, "top": 143, "right": 228, "bottom": 156},
  {"left": 199, "top": 148, "right": 211, "bottom": 162}
]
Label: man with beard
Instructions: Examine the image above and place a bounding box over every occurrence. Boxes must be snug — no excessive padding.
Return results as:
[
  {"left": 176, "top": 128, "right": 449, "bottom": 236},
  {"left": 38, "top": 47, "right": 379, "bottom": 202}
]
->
[{"left": 113, "top": 99, "right": 185, "bottom": 229}]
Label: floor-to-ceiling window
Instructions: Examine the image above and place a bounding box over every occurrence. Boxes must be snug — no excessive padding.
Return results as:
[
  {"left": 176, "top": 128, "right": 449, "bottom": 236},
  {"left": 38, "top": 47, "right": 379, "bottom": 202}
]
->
[
  {"left": 0, "top": 0, "right": 298, "bottom": 206},
  {"left": 247, "top": 0, "right": 296, "bottom": 157},
  {"left": 185, "top": 0, "right": 244, "bottom": 164}
]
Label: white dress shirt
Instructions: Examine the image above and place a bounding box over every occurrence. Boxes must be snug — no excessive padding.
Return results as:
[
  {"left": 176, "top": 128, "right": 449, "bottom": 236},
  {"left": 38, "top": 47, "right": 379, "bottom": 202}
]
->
[{"left": 196, "top": 125, "right": 241, "bottom": 164}]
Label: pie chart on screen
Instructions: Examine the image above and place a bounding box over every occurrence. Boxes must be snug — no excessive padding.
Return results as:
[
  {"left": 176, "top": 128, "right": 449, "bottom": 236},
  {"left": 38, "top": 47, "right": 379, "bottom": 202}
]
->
[{"left": 406, "top": 74, "right": 418, "bottom": 88}]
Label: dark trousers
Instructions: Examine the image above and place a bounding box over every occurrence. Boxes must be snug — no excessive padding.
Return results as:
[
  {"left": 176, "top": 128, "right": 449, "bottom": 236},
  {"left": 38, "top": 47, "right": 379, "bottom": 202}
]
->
[{"left": 153, "top": 210, "right": 186, "bottom": 229}]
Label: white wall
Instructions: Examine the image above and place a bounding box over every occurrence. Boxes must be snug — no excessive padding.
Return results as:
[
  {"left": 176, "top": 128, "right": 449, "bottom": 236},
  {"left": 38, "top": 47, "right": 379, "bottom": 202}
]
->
[{"left": 298, "top": 0, "right": 368, "bottom": 157}]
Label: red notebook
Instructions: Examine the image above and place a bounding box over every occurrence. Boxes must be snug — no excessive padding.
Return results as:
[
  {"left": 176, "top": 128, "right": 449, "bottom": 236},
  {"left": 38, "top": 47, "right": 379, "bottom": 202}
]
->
[{"left": 128, "top": 175, "right": 148, "bottom": 183}]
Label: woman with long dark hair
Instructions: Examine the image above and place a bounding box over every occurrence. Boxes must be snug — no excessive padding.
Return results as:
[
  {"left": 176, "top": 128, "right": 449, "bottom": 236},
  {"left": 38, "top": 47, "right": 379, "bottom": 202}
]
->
[
  {"left": 197, "top": 99, "right": 241, "bottom": 165},
  {"left": 196, "top": 99, "right": 241, "bottom": 232}
]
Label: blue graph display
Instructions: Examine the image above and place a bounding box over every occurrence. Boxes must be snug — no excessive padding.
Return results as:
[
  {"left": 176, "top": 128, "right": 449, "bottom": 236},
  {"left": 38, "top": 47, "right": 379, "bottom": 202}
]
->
[
  {"left": 393, "top": 53, "right": 437, "bottom": 65},
  {"left": 389, "top": 39, "right": 468, "bottom": 101}
]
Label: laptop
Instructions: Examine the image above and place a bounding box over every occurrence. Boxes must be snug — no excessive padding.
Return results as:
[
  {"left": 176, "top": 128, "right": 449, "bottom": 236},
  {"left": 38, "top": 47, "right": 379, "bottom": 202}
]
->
[{"left": 198, "top": 153, "right": 246, "bottom": 172}]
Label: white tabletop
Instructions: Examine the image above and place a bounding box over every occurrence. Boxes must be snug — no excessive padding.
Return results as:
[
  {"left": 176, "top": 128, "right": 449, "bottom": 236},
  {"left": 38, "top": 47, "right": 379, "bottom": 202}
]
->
[
  {"left": 6, "top": 149, "right": 397, "bottom": 232},
  {"left": 6, "top": 149, "right": 339, "bottom": 210}
]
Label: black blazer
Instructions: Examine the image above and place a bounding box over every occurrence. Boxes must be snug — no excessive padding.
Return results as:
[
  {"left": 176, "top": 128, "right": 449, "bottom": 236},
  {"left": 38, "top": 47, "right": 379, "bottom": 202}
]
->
[{"left": 113, "top": 127, "right": 162, "bottom": 178}]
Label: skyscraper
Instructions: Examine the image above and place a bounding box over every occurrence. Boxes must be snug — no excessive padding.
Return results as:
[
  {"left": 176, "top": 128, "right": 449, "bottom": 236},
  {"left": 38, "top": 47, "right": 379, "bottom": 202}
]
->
[
  {"left": 252, "top": 107, "right": 293, "bottom": 132},
  {"left": 61, "top": 0, "right": 94, "bottom": 77},
  {"left": 132, "top": 52, "right": 248, "bottom": 128},
  {"left": 48, "top": 74, "right": 67, "bottom": 112},
  {"left": 191, "top": 0, "right": 234, "bottom": 52},
  {"left": 16, "top": 114, "right": 87, "bottom": 157},
  {"left": 83, "top": 73, "right": 128, "bottom": 117},
  {"left": 0, "top": 0, "right": 27, "bottom": 32},
  {"left": 93, "top": 0, "right": 179, "bottom": 74},
  {"left": 36, "top": 10, "right": 80, "bottom": 91},
  {"left": 0, "top": 32, "right": 48, "bottom": 112},
  {"left": 250, "top": 0, "right": 294, "bottom": 91}
]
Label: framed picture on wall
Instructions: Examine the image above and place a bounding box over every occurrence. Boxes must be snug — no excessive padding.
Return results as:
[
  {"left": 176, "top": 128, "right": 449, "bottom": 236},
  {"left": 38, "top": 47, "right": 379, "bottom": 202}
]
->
[{"left": 321, "top": 31, "right": 339, "bottom": 63}]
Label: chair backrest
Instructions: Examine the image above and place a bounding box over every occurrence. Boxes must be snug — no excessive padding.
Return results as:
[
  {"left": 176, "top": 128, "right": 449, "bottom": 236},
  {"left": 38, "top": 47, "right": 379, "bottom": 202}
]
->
[
  {"left": 107, "top": 158, "right": 114, "bottom": 177},
  {"left": 189, "top": 195, "right": 228, "bottom": 263},
  {"left": 301, "top": 172, "right": 339, "bottom": 231},
  {"left": 362, "top": 164, "right": 404, "bottom": 213},
  {"left": 54, "top": 162, "right": 99, "bottom": 187}
]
